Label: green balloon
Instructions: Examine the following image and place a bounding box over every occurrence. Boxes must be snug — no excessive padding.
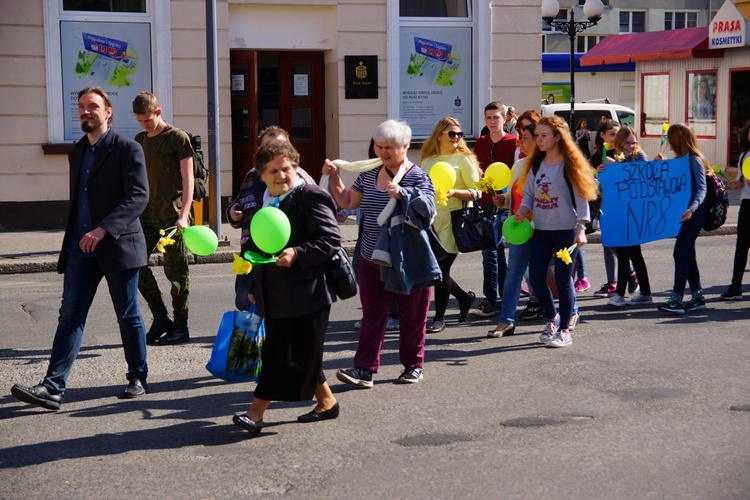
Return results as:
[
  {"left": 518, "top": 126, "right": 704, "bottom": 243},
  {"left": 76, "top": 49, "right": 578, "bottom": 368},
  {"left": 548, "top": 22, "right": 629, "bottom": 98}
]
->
[
  {"left": 250, "top": 206, "right": 291, "bottom": 255},
  {"left": 182, "top": 225, "right": 219, "bottom": 256},
  {"left": 502, "top": 217, "right": 533, "bottom": 246}
]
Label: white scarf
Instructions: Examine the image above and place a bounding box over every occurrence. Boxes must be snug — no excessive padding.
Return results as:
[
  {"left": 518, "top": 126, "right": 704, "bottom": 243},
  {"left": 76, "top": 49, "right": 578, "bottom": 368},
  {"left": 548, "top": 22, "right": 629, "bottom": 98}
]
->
[{"left": 320, "top": 158, "right": 406, "bottom": 226}]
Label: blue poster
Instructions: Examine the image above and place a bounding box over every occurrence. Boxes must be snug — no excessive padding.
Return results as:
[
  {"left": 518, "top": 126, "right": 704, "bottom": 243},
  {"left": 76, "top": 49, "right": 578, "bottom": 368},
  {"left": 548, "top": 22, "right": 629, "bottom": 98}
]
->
[{"left": 598, "top": 156, "right": 691, "bottom": 247}]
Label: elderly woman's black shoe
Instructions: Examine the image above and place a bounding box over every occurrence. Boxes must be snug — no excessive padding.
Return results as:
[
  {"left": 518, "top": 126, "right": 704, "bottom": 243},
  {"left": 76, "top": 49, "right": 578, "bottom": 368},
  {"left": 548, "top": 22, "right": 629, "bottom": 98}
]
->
[
  {"left": 233, "top": 414, "right": 263, "bottom": 436},
  {"left": 297, "top": 402, "right": 340, "bottom": 423},
  {"left": 426, "top": 320, "right": 446, "bottom": 334}
]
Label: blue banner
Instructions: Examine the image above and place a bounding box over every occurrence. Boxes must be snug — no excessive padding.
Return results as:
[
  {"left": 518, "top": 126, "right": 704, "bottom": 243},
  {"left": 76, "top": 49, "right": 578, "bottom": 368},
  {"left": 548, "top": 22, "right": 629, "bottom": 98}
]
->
[
  {"left": 598, "top": 155, "right": 691, "bottom": 247},
  {"left": 82, "top": 32, "right": 129, "bottom": 61},
  {"left": 413, "top": 36, "right": 454, "bottom": 63}
]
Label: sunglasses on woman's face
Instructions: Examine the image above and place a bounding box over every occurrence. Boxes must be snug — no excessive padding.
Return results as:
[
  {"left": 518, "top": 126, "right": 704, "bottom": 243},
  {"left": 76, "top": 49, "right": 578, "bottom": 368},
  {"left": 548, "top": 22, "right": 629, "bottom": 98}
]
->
[{"left": 445, "top": 131, "right": 464, "bottom": 139}]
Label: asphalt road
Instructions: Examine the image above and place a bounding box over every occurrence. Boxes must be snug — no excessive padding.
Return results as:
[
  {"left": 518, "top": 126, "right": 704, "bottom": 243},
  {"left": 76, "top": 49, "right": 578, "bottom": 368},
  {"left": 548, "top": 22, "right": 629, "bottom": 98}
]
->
[{"left": 1, "top": 236, "right": 749, "bottom": 499}]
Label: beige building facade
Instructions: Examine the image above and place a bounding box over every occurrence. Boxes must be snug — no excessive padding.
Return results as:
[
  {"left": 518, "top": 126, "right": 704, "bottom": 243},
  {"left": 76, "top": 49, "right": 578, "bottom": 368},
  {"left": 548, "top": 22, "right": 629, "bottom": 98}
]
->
[{"left": 0, "top": 0, "right": 543, "bottom": 230}]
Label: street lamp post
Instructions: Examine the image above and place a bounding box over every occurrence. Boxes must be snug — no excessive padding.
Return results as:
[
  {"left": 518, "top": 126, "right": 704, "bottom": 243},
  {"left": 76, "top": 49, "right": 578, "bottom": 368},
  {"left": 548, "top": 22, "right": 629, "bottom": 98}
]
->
[{"left": 542, "top": 0, "right": 604, "bottom": 131}]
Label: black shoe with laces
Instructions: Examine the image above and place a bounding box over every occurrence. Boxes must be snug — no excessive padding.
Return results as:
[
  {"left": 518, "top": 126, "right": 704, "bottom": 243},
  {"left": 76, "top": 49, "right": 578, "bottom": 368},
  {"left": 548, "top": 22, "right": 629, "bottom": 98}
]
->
[{"left": 519, "top": 301, "right": 543, "bottom": 320}]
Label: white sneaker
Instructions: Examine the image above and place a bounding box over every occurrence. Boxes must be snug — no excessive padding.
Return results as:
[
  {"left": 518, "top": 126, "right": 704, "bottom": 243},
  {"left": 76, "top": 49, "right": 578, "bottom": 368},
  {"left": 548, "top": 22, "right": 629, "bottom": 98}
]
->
[
  {"left": 540, "top": 315, "right": 560, "bottom": 342},
  {"left": 628, "top": 293, "right": 653, "bottom": 304},
  {"left": 549, "top": 329, "right": 572, "bottom": 348},
  {"left": 607, "top": 294, "right": 626, "bottom": 307}
]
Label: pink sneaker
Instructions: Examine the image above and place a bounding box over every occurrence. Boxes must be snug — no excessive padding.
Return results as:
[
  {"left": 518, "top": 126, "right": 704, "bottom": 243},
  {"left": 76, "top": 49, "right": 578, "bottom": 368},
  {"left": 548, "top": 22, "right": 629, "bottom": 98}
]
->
[{"left": 574, "top": 277, "right": 591, "bottom": 292}]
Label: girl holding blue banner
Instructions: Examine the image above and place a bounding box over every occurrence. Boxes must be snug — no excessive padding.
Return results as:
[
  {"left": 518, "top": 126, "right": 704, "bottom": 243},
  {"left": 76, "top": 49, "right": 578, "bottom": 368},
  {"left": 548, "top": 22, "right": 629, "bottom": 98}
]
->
[
  {"left": 604, "top": 127, "right": 654, "bottom": 307},
  {"left": 514, "top": 116, "right": 599, "bottom": 347},
  {"left": 658, "top": 123, "right": 709, "bottom": 314}
]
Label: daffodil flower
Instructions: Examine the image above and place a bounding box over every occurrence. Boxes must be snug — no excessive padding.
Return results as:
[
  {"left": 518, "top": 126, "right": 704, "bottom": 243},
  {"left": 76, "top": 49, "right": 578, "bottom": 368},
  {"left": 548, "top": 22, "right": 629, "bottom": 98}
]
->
[
  {"left": 475, "top": 176, "right": 497, "bottom": 197},
  {"left": 154, "top": 226, "right": 179, "bottom": 254},
  {"left": 555, "top": 244, "right": 578, "bottom": 265},
  {"left": 602, "top": 142, "right": 612, "bottom": 164},
  {"left": 231, "top": 253, "right": 252, "bottom": 275},
  {"left": 660, "top": 122, "right": 670, "bottom": 151},
  {"left": 435, "top": 188, "right": 448, "bottom": 206},
  {"left": 711, "top": 165, "right": 730, "bottom": 181}
]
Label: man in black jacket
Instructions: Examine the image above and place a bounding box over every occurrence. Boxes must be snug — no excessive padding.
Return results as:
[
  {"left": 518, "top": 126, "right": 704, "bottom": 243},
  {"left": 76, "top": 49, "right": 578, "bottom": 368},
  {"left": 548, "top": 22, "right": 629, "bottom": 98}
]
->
[{"left": 10, "top": 87, "right": 150, "bottom": 410}]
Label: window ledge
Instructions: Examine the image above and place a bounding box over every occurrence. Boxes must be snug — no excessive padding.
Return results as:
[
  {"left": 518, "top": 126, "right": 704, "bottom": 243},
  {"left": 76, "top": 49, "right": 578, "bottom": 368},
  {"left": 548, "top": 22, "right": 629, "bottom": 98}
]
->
[{"left": 42, "top": 143, "right": 75, "bottom": 155}]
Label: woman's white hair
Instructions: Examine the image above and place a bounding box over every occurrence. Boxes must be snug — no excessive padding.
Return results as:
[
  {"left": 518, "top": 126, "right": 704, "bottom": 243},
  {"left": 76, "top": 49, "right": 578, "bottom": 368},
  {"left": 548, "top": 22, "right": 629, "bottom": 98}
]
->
[{"left": 372, "top": 119, "right": 411, "bottom": 148}]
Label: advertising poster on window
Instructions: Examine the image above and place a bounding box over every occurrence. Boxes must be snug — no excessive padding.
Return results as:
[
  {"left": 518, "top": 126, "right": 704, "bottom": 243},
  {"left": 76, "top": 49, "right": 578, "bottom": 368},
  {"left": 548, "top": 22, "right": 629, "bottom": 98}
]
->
[
  {"left": 687, "top": 71, "right": 717, "bottom": 137},
  {"left": 399, "top": 27, "right": 472, "bottom": 137},
  {"left": 541, "top": 83, "right": 570, "bottom": 104},
  {"left": 60, "top": 21, "right": 152, "bottom": 141}
]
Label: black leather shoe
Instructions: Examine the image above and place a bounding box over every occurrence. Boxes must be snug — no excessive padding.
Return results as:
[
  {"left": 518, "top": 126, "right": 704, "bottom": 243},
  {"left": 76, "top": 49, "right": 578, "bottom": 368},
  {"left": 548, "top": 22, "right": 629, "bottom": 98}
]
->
[
  {"left": 458, "top": 291, "right": 476, "bottom": 322},
  {"left": 11, "top": 383, "right": 62, "bottom": 410},
  {"left": 233, "top": 414, "right": 263, "bottom": 436},
  {"left": 487, "top": 323, "right": 515, "bottom": 338},
  {"left": 297, "top": 402, "right": 340, "bottom": 423},
  {"left": 122, "top": 378, "right": 147, "bottom": 399},
  {"left": 157, "top": 329, "right": 189, "bottom": 345},
  {"left": 426, "top": 320, "right": 446, "bottom": 334}
]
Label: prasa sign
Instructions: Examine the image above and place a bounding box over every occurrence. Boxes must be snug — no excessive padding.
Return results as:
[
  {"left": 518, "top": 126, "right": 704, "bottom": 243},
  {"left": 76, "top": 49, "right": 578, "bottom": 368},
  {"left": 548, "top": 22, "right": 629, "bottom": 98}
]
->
[{"left": 709, "top": 0, "right": 746, "bottom": 49}]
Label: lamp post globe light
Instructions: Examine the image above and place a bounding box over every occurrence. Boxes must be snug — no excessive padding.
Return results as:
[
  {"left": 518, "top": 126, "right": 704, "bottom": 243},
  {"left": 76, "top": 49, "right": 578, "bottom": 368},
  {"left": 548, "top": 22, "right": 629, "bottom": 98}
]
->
[{"left": 542, "top": 0, "right": 604, "bottom": 131}]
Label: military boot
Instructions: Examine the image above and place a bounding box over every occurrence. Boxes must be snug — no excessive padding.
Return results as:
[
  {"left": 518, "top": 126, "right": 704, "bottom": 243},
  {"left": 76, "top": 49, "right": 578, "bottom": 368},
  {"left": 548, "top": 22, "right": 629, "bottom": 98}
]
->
[
  {"left": 146, "top": 300, "right": 173, "bottom": 345},
  {"left": 158, "top": 309, "right": 190, "bottom": 345}
]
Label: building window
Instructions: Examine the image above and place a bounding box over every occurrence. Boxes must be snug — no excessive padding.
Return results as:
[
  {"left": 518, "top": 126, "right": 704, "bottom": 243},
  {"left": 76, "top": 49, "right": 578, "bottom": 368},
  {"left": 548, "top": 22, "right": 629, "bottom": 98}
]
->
[
  {"left": 665, "top": 11, "right": 698, "bottom": 30},
  {"left": 642, "top": 73, "right": 669, "bottom": 137},
  {"left": 63, "top": 0, "right": 146, "bottom": 12},
  {"left": 578, "top": 0, "right": 609, "bottom": 5},
  {"left": 399, "top": 0, "right": 474, "bottom": 137},
  {"left": 619, "top": 11, "right": 645, "bottom": 33},
  {"left": 400, "top": 0, "right": 468, "bottom": 18},
  {"left": 687, "top": 71, "right": 717, "bottom": 137},
  {"left": 45, "top": 0, "right": 157, "bottom": 143},
  {"left": 576, "top": 35, "right": 604, "bottom": 53}
]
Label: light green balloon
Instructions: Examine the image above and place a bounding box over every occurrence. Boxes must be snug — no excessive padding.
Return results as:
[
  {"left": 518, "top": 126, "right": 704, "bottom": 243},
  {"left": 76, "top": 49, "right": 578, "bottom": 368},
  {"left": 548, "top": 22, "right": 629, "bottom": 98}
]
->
[
  {"left": 250, "top": 206, "right": 291, "bottom": 255},
  {"left": 182, "top": 225, "right": 219, "bottom": 256},
  {"left": 502, "top": 217, "right": 533, "bottom": 246}
]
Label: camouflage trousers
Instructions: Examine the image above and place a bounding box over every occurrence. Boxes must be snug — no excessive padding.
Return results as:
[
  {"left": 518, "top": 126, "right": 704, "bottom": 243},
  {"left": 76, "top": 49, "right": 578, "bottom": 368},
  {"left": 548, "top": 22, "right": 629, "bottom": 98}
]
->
[{"left": 139, "top": 216, "right": 190, "bottom": 313}]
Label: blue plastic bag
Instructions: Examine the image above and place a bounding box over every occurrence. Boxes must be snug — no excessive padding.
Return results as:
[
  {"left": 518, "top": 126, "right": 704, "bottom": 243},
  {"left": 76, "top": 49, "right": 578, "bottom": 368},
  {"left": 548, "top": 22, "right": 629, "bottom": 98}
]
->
[{"left": 206, "top": 307, "right": 265, "bottom": 382}]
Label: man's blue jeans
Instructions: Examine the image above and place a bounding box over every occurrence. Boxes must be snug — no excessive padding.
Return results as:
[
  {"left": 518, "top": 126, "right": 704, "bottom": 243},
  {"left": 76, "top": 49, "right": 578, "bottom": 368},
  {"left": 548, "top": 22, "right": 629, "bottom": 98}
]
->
[
  {"left": 481, "top": 210, "right": 508, "bottom": 303},
  {"left": 43, "top": 254, "right": 148, "bottom": 394}
]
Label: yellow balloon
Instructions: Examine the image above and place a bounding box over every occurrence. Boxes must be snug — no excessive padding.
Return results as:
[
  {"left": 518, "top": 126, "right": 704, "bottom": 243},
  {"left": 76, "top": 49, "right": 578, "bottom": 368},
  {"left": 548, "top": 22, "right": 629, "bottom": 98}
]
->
[
  {"left": 485, "top": 162, "right": 512, "bottom": 191},
  {"left": 743, "top": 155, "right": 750, "bottom": 181},
  {"left": 429, "top": 161, "right": 456, "bottom": 192}
]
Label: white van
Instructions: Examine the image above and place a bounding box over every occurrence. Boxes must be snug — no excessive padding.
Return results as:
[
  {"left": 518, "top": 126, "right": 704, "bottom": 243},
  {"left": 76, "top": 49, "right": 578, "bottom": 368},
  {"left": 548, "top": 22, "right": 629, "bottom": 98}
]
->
[{"left": 541, "top": 101, "right": 636, "bottom": 156}]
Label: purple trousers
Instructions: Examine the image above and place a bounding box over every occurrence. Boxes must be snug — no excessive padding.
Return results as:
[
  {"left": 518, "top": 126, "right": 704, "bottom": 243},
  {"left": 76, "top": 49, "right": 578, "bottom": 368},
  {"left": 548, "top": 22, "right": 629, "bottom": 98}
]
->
[{"left": 353, "top": 258, "right": 431, "bottom": 372}]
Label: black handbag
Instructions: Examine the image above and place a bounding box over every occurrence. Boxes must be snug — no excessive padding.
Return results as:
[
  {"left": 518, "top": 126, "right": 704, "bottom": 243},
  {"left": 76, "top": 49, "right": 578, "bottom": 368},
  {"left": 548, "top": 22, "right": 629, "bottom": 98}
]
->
[
  {"left": 450, "top": 195, "right": 498, "bottom": 253},
  {"left": 326, "top": 247, "right": 358, "bottom": 300}
]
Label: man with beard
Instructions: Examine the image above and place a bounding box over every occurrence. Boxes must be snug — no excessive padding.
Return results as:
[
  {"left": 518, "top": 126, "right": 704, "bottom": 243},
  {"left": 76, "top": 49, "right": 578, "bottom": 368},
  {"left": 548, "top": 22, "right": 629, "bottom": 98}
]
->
[{"left": 10, "top": 87, "right": 150, "bottom": 409}]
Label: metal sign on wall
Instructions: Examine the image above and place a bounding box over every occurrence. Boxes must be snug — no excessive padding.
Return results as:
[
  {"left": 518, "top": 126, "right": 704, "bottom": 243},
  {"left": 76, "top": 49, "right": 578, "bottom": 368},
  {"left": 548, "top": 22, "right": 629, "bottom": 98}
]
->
[{"left": 345, "top": 56, "right": 378, "bottom": 99}]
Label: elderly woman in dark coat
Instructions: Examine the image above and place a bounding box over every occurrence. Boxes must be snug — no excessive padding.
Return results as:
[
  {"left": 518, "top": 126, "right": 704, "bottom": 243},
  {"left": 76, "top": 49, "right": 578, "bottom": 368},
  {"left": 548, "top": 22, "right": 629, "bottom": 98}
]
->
[{"left": 228, "top": 140, "right": 341, "bottom": 436}]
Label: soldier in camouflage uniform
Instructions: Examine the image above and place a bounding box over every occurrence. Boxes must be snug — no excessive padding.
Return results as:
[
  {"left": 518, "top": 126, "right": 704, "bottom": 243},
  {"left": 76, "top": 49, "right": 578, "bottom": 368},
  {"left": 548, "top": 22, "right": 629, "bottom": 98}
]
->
[{"left": 133, "top": 92, "right": 194, "bottom": 345}]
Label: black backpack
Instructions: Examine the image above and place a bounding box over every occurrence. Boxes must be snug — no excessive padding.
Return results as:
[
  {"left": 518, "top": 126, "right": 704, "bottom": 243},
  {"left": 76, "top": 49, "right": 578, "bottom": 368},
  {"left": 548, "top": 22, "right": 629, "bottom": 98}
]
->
[
  {"left": 187, "top": 133, "right": 208, "bottom": 201},
  {"left": 136, "top": 129, "right": 208, "bottom": 202},
  {"left": 702, "top": 172, "right": 728, "bottom": 231}
]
